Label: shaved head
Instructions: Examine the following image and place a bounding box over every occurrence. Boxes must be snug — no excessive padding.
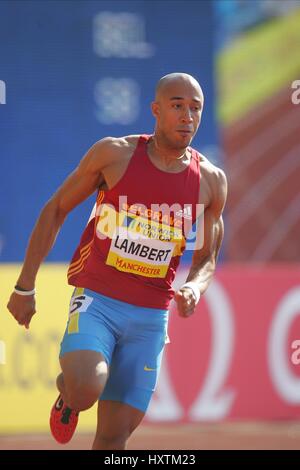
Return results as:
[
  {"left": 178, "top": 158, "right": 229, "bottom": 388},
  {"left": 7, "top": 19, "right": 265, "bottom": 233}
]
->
[
  {"left": 155, "top": 73, "right": 203, "bottom": 102},
  {"left": 151, "top": 72, "right": 204, "bottom": 152}
]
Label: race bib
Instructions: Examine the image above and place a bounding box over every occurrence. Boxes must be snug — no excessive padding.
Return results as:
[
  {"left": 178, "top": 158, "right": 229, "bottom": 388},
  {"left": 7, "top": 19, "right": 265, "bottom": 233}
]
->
[{"left": 96, "top": 204, "right": 184, "bottom": 278}]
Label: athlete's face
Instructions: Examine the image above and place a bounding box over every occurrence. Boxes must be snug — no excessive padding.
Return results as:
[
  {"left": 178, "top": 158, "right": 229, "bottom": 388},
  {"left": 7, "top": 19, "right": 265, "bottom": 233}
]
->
[{"left": 152, "top": 78, "right": 203, "bottom": 150}]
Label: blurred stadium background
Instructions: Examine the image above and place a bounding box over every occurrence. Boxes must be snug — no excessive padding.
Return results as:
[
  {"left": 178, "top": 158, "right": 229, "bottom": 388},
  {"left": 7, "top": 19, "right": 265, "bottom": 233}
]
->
[{"left": 1, "top": 0, "right": 300, "bottom": 449}]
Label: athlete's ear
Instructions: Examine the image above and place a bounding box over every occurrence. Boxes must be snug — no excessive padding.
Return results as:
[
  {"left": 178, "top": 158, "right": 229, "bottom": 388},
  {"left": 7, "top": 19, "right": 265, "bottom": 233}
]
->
[{"left": 151, "top": 101, "right": 160, "bottom": 119}]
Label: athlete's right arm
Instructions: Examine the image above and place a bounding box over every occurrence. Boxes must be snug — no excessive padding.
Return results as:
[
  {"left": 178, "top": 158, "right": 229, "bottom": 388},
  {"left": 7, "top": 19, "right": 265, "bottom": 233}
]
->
[{"left": 7, "top": 137, "right": 117, "bottom": 329}]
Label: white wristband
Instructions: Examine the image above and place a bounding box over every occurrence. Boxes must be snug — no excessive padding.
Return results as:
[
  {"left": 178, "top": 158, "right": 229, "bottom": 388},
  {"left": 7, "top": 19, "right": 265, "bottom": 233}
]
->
[
  {"left": 180, "top": 282, "right": 201, "bottom": 304},
  {"left": 14, "top": 287, "right": 36, "bottom": 296}
]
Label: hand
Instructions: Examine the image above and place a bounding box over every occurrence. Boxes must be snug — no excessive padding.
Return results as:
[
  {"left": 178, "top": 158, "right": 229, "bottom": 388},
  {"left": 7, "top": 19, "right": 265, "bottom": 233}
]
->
[
  {"left": 7, "top": 292, "right": 36, "bottom": 329},
  {"left": 174, "top": 287, "right": 197, "bottom": 318}
]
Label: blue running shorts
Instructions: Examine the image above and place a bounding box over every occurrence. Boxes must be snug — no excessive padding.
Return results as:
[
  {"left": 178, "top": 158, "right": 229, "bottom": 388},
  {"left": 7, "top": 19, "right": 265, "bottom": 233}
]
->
[{"left": 60, "top": 287, "right": 169, "bottom": 413}]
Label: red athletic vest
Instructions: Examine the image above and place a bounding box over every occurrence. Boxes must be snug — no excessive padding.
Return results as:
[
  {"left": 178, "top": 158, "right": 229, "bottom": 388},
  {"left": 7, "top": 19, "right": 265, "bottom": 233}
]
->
[{"left": 68, "top": 135, "right": 200, "bottom": 309}]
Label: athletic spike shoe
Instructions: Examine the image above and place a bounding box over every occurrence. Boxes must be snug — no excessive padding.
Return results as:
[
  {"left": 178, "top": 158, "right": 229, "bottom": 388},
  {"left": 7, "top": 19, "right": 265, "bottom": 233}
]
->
[{"left": 50, "top": 395, "right": 79, "bottom": 444}]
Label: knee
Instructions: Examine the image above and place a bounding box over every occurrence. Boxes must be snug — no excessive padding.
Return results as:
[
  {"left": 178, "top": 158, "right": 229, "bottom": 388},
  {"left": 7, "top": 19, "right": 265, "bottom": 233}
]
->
[{"left": 67, "top": 383, "right": 103, "bottom": 412}]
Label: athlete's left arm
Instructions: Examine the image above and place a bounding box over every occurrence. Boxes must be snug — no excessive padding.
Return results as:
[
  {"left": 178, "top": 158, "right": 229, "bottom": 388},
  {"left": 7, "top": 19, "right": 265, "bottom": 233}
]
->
[{"left": 174, "top": 168, "right": 227, "bottom": 318}]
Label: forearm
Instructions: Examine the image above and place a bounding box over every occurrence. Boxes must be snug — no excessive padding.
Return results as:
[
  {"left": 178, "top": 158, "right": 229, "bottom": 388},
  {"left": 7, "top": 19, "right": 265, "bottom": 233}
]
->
[
  {"left": 17, "top": 200, "right": 66, "bottom": 289},
  {"left": 185, "top": 256, "right": 216, "bottom": 295},
  {"left": 185, "top": 215, "right": 224, "bottom": 295}
]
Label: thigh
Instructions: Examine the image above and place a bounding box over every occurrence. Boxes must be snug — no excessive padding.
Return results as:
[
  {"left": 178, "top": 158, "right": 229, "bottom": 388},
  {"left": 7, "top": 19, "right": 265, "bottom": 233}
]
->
[
  {"left": 59, "top": 287, "right": 118, "bottom": 365},
  {"left": 60, "top": 349, "right": 108, "bottom": 392},
  {"left": 59, "top": 287, "right": 120, "bottom": 394},
  {"left": 100, "top": 311, "right": 169, "bottom": 412}
]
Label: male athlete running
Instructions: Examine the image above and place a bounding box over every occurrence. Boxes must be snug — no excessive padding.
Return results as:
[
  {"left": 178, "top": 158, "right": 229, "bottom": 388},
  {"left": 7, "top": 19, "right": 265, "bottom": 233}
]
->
[{"left": 7, "top": 73, "right": 227, "bottom": 449}]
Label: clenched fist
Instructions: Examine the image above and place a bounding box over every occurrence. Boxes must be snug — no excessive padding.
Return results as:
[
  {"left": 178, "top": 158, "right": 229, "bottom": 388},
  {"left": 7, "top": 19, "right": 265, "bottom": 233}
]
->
[
  {"left": 7, "top": 292, "right": 36, "bottom": 329},
  {"left": 174, "top": 286, "right": 197, "bottom": 318}
]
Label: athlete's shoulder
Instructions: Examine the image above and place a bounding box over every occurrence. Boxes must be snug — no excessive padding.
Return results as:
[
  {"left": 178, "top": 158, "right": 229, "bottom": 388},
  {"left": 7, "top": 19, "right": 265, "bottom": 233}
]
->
[
  {"left": 86, "top": 135, "right": 141, "bottom": 170},
  {"left": 198, "top": 152, "right": 227, "bottom": 211},
  {"left": 93, "top": 134, "right": 141, "bottom": 154},
  {"left": 199, "top": 153, "right": 227, "bottom": 185}
]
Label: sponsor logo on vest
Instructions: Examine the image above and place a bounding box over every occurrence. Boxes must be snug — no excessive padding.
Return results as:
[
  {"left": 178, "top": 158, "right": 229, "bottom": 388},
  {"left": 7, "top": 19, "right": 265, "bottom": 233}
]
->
[{"left": 175, "top": 206, "right": 192, "bottom": 220}]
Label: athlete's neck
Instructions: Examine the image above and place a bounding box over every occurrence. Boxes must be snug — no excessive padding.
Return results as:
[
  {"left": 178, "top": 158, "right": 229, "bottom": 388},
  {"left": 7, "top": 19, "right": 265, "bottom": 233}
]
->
[{"left": 148, "top": 135, "right": 190, "bottom": 171}]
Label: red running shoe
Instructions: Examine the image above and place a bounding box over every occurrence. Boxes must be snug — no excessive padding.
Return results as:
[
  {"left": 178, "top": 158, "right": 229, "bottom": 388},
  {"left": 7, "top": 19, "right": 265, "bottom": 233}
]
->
[{"left": 50, "top": 395, "right": 79, "bottom": 444}]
